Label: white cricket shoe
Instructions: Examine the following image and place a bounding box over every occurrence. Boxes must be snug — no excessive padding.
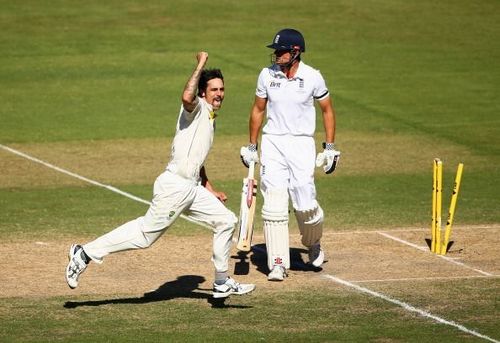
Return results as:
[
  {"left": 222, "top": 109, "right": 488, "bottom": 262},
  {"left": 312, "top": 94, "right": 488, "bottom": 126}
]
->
[
  {"left": 213, "top": 277, "right": 256, "bottom": 298},
  {"left": 308, "top": 243, "right": 325, "bottom": 267},
  {"left": 65, "top": 244, "right": 88, "bottom": 289},
  {"left": 267, "top": 265, "right": 287, "bottom": 281}
]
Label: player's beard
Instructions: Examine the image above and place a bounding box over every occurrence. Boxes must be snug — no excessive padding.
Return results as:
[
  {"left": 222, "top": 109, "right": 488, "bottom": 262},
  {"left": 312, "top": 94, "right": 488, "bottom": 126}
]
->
[{"left": 212, "top": 97, "right": 223, "bottom": 110}]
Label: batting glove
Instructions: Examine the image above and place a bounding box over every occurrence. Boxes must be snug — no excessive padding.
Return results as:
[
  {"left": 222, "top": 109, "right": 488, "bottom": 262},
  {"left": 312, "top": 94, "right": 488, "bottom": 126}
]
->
[
  {"left": 316, "top": 142, "right": 341, "bottom": 174},
  {"left": 240, "top": 143, "right": 259, "bottom": 168}
]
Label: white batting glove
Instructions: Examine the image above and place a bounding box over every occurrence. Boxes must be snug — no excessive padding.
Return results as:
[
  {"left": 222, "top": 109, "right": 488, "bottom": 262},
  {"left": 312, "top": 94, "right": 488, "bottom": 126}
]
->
[
  {"left": 240, "top": 143, "right": 259, "bottom": 168},
  {"left": 316, "top": 142, "right": 341, "bottom": 174}
]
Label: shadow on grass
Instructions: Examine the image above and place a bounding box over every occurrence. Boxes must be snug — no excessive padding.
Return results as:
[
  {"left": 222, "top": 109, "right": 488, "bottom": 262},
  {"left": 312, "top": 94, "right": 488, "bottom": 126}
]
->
[
  {"left": 64, "top": 275, "right": 252, "bottom": 309},
  {"left": 242, "top": 243, "right": 323, "bottom": 276}
]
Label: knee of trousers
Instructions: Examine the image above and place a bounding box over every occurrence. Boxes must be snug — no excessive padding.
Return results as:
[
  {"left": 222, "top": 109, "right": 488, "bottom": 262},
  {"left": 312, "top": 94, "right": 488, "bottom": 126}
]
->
[
  {"left": 289, "top": 182, "right": 318, "bottom": 211},
  {"left": 212, "top": 212, "right": 238, "bottom": 233},
  {"left": 261, "top": 188, "right": 289, "bottom": 221},
  {"left": 294, "top": 205, "right": 324, "bottom": 247}
]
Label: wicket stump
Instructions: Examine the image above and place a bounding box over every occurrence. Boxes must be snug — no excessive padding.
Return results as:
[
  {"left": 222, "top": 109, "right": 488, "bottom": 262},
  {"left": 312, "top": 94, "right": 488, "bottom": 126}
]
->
[{"left": 430, "top": 159, "right": 464, "bottom": 255}]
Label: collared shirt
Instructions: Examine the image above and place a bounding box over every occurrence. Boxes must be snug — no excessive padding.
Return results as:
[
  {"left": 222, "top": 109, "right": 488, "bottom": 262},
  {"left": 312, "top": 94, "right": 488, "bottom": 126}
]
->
[
  {"left": 166, "top": 97, "right": 215, "bottom": 181},
  {"left": 256, "top": 61, "right": 330, "bottom": 137}
]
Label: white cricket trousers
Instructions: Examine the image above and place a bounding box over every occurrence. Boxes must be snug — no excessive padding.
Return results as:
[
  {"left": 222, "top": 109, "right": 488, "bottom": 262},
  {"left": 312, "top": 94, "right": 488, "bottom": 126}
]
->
[
  {"left": 83, "top": 170, "right": 238, "bottom": 273},
  {"left": 261, "top": 134, "right": 318, "bottom": 210}
]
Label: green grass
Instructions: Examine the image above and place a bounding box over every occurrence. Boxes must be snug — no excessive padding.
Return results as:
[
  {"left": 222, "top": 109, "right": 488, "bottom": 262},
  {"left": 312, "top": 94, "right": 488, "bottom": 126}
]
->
[
  {"left": 0, "top": 0, "right": 499, "bottom": 342},
  {"left": 1, "top": 281, "right": 498, "bottom": 342}
]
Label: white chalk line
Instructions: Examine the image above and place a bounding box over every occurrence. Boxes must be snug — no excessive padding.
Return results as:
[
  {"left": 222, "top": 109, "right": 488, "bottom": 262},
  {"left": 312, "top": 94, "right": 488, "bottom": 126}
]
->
[
  {"left": 323, "top": 274, "right": 499, "bottom": 343},
  {"left": 352, "top": 274, "right": 498, "bottom": 283},
  {"left": 377, "top": 231, "right": 493, "bottom": 276},
  {"left": 0, "top": 144, "right": 211, "bottom": 229}
]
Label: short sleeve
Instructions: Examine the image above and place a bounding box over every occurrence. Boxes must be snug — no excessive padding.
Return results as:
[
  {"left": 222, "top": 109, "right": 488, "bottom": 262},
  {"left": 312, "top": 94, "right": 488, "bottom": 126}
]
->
[
  {"left": 313, "top": 70, "right": 330, "bottom": 101},
  {"left": 255, "top": 68, "right": 268, "bottom": 99}
]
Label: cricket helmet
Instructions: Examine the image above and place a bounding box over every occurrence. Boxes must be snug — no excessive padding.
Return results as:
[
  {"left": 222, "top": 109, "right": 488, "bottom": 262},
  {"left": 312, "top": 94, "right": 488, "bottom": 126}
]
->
[{"left": 267, "top": 28, "right": 306, "bottom": 52}]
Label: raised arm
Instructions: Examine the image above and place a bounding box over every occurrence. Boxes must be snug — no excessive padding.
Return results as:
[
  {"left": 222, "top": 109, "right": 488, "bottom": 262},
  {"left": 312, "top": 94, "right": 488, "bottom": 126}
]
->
[{"left": 182, "top": 52, "right": 208, "bottom": 113}]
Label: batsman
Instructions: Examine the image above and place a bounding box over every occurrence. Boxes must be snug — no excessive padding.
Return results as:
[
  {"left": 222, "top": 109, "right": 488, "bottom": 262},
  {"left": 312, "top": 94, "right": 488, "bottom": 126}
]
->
[{"left": 240, "top": 29, "right": 340, "bottom": 281}]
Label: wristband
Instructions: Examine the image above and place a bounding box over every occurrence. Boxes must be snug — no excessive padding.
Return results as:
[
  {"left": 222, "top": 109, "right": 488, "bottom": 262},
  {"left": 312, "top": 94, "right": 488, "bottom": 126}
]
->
[{"left": 322, "top": 142, "right": 334, "bottom": 150}]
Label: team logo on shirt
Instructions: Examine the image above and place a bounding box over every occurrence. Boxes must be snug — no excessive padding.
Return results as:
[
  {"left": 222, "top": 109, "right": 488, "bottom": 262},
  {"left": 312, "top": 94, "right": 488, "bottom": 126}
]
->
[
  {"left": 299, "top": 79, "right": 304, "bottom": 88},
  {"left": 269, "top": 81, "right": 281, "bottom": 88}
]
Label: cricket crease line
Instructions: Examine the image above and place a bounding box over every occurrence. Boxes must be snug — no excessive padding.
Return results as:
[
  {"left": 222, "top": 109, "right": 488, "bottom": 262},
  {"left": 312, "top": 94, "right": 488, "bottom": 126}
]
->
[
  {"left": 0, "top": 144, "right": 212, "bottom": 230},
  {"left": 322, "top": 274, "right": 500, "bottom": 343},
  {"left": 351, "top": 274, "right": 498, "bottom": 283},
  {"left": 323, "top": 225, "right": 500, "bottom": 235},
  {"left": 377, "top": 231, "right": 493, "bottom": 276}
]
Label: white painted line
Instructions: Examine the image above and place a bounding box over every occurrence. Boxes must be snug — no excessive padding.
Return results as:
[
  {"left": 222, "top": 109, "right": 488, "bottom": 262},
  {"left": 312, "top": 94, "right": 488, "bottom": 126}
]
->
[
  {"left": 0, "top": 144, "right": 211, "bottom": 229},
  {"left": 323, "top": 274, "right": 500, "bottom": 343},
  {"left": 377, "top": 231, "right": 493, "bottom": 276},
  {"left": 377, "top": 231, "right": 429, "bottom": 251},
  {"left": 352, "top": 274, "right": 498, "bottom": 284}
]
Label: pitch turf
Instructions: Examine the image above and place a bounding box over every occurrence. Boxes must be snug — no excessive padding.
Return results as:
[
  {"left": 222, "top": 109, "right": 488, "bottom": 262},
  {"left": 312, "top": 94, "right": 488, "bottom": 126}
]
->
[{"left": 1, "top": 0, "right": 499, "bottom": 342}]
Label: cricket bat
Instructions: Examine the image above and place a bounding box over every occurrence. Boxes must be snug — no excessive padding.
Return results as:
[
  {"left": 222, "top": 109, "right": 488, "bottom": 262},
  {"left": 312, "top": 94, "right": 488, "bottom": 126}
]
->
[{"left": 236, "top": 161, "right": 258, "bottom": 252}]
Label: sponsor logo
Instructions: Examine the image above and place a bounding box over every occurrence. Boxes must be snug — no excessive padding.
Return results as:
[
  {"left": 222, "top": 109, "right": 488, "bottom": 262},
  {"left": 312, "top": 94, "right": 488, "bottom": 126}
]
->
[
  {"left": 274, "top": 257, "right": 283, "bottom": 265},
  {"left": 168, "top": 211, "right": 176, "bottom": 218},
  {"left": 270, "top": 81, "right": 281, "bottom": 88},
  {"left": 274, "top": 34, "right": 280, "bottom": 44}
]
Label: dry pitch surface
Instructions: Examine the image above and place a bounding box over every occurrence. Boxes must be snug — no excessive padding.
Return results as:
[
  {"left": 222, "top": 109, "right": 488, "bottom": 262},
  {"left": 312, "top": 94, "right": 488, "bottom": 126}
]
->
[{"left": 1, "top": 225, "right": 498, "bottom": 299}]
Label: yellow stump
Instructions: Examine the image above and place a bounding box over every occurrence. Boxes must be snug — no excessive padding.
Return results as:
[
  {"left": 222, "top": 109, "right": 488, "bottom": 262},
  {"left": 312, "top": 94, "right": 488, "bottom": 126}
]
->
[
  {"left": 435, "top": 160, "right": 443, "bottom": 254},
  {"left": 431, "top": 159, "right": 438, "bottom": 253},
  {"left": 440, "top": 163, "right": 464, "bottom": 255}
]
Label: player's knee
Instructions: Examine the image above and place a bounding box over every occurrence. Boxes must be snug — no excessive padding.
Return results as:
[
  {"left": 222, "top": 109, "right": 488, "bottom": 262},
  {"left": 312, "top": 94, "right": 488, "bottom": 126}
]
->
[
  {"left": 289, "top": 183, "right": 317, "bottom": 211},
  {"left": 295, "top": 205, "right": 324, "bottom": 247},
  {"left": 295, "top": 205, "right": 324, "bottom": 226},
  {"left": 214, "top": 211, "right": 238, "bottom": 232},
  {"left": 261, "top": 188, "right": 289, "bottom": 221}
]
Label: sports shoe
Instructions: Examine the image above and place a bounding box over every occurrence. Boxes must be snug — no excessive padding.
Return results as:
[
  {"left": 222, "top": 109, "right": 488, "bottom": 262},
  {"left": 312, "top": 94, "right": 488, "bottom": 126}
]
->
[
  {"left": 308, "top": 243, "right": 325, "bottom": 267},
  {"left": 213, "top": 277, "right": 255, "bottom": 298},
  {"left": 267, "top": 265, "right": 287, "bottom": 281},
  {"left": 65, "top": 244, "right": 88, "bottom": 289}
]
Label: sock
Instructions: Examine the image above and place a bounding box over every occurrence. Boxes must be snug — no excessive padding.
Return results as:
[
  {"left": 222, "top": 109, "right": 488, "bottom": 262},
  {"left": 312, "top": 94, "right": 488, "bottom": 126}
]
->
[
  {"left": 80, "top": 248, "right": 91, "bottom": 264},
  {"left": 214, "top": 271, "right": 228, "bottom": 285}
]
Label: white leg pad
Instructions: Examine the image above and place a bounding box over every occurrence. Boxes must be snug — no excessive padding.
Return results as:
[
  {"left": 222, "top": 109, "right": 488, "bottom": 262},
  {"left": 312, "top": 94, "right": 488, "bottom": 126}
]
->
[
  {"left": 263, "top": 220, "right": 290, "bottom": 270},
  {"left": 261, "top": 188, "right": 289, "bottom": 221},
  {"left": 294, "top": 205, "right": 324, "bottom": 247}
]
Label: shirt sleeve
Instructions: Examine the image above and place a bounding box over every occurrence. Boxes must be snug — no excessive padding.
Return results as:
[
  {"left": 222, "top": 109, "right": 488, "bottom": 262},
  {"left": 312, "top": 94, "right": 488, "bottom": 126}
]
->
[
  {"left": 313, "top": 70, "right": 330, "bottom": 101},
  {"left": 255, "top": 68, "right": 268, "bottom": 99},
  {"left": 181, "top": 97, "right": 203, "bottom": 122}
]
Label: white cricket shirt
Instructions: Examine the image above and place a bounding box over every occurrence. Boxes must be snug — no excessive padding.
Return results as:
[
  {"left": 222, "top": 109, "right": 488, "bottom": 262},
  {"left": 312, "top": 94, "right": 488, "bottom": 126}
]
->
[
  {"left": 166, "top": 97, "right": 215, "bottom": 181},
  {"left": 256, "top": 61, "right": 330, "bottom": 137}
]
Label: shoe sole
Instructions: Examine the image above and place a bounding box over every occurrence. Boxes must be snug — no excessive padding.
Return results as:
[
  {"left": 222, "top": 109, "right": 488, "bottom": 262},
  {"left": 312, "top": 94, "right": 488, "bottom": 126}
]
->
[
  {"left": 267, "top": 272, "right": 286, "bottom": 281},
  {"left": 267, "top": 275, "right": 284, "bottom": 281},
  {"left": 213, "top": 286, "right": 256, "bottom": 298}
]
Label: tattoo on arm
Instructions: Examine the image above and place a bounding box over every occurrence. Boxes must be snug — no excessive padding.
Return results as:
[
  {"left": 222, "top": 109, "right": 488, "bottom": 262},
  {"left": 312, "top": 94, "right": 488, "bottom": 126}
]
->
[{"left": 182, "top": 67, "right": 202, "bottom": 112}]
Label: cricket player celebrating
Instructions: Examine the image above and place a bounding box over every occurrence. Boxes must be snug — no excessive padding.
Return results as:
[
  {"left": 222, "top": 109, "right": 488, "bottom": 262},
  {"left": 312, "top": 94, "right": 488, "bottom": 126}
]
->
[
  {"left": 66, "top": 52, "right": 255, "bottom": 298},
  {"left": 240, "top": 29, "right": 340, "bottom": 281}
]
